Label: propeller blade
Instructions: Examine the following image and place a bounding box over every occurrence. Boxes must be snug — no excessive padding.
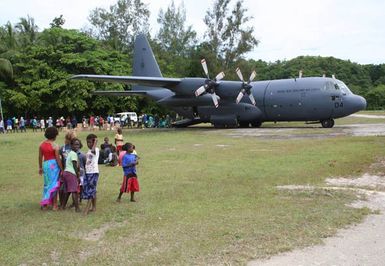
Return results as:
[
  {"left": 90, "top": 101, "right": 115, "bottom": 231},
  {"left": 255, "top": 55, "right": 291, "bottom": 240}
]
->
[
  {"left": 201, "top": 59, "right": 209, "bottom": 78},
  {"left": 195, "top": 85, "right": 206, "bottom": 97},
  {"left": 249, "top": 70, "right": 257, "bottom": 82},
  {"left": 236, "top": 67, "right": 244, "bottom": 82},
  {"left": 215, "top": 71, "right": 225, "bottom": 81},
  {"left": 249, "top": 93, "right": 256, "bottom": 105},
  {"left": 211, "top": 93, "right": 219, "bottom": 108},
  {"left": 236, "top": 91, "right": 244, "bottom": 104}
]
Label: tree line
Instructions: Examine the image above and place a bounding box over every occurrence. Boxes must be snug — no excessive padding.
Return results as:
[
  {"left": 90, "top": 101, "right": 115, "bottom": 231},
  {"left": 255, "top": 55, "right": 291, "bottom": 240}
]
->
[{"left": 0, "top": 0, "right": 384, "bottom": 120}]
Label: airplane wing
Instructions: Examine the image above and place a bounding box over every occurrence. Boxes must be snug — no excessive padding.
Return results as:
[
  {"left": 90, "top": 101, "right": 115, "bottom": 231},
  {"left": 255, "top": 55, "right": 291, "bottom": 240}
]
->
[
  {"left": 71, "top": 75, "right": 181, "bottom": 88},
  {"left": 92, "top": 91, "right": 148, "bottom": 96}
]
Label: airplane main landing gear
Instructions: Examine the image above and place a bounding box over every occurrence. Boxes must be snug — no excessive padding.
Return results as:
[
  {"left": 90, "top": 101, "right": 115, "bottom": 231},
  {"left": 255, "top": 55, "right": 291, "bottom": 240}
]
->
[
  {"left": 251, "top": 121, "right": 262, "bottom": 128},
  {"left": 239, "top": 122, "right": 250, "bottom": 128},
  {"left": 321, "top": 119, "right": 334, "bottom": 128}
]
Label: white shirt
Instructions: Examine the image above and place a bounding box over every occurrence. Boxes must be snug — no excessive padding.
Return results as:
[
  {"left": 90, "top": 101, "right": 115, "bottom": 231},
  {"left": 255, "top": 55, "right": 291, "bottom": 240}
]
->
[
  {"left": 86, "top": 147, "right": 99, "bottom": 174},
  {"left": 0, "top": 120, "right": 3, "bottom": 128}
]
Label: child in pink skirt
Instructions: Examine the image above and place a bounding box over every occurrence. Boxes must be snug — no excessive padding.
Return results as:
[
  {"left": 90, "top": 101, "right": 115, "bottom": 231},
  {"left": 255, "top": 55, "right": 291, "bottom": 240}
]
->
[{"left": 116, "top": 143, "right": 139, "bottom": 202}]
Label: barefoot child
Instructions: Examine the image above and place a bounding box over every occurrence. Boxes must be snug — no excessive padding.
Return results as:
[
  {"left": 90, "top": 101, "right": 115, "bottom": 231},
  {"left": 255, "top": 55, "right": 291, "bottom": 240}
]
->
[
  {"left": 61, "top": 138, "right": 81, "bottom": 212},
  {"left": 82, "top": 134, "right": 99, "bottom": 215},
  {"left": 117, "top": 143, "right": 139, "bottom": 202},
  {"left": 77, "top": 145, "right": 86, "bottom": 204},
  {"left": 38, "top": 127, "right": 63, "bottom": 210}
]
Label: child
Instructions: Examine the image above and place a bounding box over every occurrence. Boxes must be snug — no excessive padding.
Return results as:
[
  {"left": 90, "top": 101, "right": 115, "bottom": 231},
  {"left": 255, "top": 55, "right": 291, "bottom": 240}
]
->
[
  {"left": 38, "top": 127, "right": 63, "bottom": 210},
  {"left": 76, "top": 141, "right": 86, "bottom": 204},
  {"left": 61, "top": 138, "right": 81, "bottom": 212},
  {"left": 82, "top": 134, "right": 100, "bottom": 215},
  {"left": 114, "top": 128, "right": 124, "bottom": 154},
  {"left": 117, "top": 143, "right": 139, "bottom": 202},
  {"left": 59, "top": 131, "right": 76, "bottom": 207},
  {"left": 104, "top": 145, "right": 118, "bottom": 167},
  {"left": 118, "top": 143, "right": 127, "bottom": 166}
]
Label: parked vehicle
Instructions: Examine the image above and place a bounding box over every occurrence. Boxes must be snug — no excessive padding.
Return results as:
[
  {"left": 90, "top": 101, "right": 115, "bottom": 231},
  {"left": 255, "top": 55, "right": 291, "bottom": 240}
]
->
[{"left": 114, "top": 112, "right": 138, "bottom": 127}]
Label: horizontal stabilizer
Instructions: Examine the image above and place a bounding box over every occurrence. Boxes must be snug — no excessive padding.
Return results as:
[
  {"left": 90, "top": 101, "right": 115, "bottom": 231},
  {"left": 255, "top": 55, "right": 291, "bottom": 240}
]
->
[{"left": 71, "top": 75, "right": 181, "bottom": 88}]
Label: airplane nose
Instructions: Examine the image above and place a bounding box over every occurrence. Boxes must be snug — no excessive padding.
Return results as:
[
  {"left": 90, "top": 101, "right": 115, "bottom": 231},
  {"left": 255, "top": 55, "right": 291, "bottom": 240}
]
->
[
  {"left": 357, "top": 95, "right": 367, "bottom": 111},
  {"left": 348, "top": 95, "right": 367, "bottom": 114}
]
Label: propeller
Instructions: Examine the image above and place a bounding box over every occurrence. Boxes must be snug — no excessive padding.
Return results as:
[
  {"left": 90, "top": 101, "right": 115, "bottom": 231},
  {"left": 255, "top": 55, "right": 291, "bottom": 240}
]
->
[
  {"left": 235, "top": 67, "right": 257, "bottom": 105},
  {"left": 194, "top": 59, "right": 225, "bottom": 108}
]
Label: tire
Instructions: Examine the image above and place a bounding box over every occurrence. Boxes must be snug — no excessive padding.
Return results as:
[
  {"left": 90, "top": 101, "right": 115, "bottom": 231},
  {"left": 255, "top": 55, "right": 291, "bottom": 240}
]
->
[
  {"left": 251, "top": 121, "right": 262, "bottom": 128},
  {"left": 321, "top": 119, "right": 334, "bottom": 128},
  {"left": 239, "top": 122, "right": 250, "bottom": 128}
]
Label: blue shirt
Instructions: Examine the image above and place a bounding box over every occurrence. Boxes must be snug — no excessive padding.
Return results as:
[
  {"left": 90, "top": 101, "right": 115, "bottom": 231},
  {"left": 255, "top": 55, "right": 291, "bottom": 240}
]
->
[{"left": 122, "top": 153, "right": 137, "bottom": 176}]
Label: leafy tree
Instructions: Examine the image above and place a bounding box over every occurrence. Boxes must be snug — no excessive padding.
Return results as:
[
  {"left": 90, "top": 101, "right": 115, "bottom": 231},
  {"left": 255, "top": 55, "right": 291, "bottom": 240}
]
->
[
  {"left": 155, "top": 1, "right": 197, "bottom": 77},
  {"left": 88, "top": 0, "right": 150, "bottom": 52},
  {"left": 50, "top": 15, "right": 65, "bottom": 28},
  {"left": 203, "top": 0, "right": 259, "bottom": 70},
  {"left": 157, "top": 1, "right": 196, "bottom": 57},
  {"left": 3, "top": 27, "right": 137, "bottom": 117},
  {"left": 365, "top": 84, "right": 385, "bottom": 110},
  {"left": 0, "top": 58, "right": 13, "bottom": 81}
]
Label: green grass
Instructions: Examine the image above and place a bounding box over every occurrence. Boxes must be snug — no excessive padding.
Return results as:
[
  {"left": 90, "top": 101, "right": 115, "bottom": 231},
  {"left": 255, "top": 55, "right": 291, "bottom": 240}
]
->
[{"left": 1, "top": 125, "right": 385, "bottom": 265}]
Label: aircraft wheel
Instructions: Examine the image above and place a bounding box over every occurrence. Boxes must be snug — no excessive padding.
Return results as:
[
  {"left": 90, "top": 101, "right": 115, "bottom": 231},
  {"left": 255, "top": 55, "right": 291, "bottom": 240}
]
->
[
  {"left": 321, "top": 119, "right": 334, "bottom": 128},
  {"left": 251, "top": 121, "right": 262, "bottom": 128},
  {"left": 239, "top": 122, "right": 250, "bottom": 128}
]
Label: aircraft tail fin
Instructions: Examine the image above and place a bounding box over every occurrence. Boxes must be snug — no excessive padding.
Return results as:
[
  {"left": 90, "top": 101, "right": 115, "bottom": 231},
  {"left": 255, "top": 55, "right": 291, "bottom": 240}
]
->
[{"left": 133, "top": 34, "right": 162, "bottom": 77}]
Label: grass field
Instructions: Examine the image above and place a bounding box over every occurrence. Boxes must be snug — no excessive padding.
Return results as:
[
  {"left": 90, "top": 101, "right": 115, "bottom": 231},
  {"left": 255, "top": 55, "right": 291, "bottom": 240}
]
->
[{"left": 1, "top": 115, "right": 385, "bottom": 265}]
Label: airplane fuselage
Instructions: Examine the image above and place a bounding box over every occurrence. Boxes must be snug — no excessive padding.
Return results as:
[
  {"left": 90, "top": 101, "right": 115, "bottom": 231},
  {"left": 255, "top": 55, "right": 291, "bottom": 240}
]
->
[{"left": 150, "top": 76, "right": 366, "bottom": 127}]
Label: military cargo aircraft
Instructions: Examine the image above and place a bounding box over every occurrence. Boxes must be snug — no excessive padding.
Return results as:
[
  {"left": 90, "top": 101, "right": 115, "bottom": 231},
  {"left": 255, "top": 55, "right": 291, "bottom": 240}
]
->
[{"left": 72, "top": 35, "right": 367, "bottom": 128}]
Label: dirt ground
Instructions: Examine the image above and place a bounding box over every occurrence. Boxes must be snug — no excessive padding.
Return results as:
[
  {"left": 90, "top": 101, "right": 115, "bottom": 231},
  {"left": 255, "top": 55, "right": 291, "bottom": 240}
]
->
[
  {"left": 248, "top": 175, "right": 385, "bottom": 266},
  {"left": 247, "top": 114, "right": 385, "bottom": 266}
]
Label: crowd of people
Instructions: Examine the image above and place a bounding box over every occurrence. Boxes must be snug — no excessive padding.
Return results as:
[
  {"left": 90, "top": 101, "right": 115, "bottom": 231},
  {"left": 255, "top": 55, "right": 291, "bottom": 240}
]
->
[
  {"left": 38, "top": 126, "right": 140, "bottom": 215},
  {"left": 0, "top": 113, "right": 175, "bottom": 133}
]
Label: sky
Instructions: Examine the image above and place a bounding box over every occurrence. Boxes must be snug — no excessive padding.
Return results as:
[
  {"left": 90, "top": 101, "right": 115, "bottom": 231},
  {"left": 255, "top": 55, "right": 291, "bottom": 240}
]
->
[{"left": 0, "top": 0, "right": 384, "bottom": 65}]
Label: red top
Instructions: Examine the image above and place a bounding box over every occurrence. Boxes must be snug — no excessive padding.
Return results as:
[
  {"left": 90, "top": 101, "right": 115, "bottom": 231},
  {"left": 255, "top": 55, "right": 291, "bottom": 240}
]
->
[{"left": 40, "top": 141, "right": 56, "bottom": 161}]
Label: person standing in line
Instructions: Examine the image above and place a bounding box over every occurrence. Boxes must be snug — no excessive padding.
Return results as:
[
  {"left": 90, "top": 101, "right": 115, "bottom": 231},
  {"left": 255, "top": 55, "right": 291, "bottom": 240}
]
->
[
  {"left": 71, "top": 116, "right": 77, "bottom": 130},
  {"left": 38, "top": 127, "right": 63, "bottom": 210},
  {"left": 116, "top": 143, "right": 139, "bottom": 203},
  {"left": 31, "top": 117, "right": 38, "bottom": 132},
  {"left": 82, "top": 134, "right": 100, "bottom": 215},
  {"left": 13, "top": 117, "right": 19, "bottom": 133},
  {"left": 47, "top": 117, "right": 53, "bottom": 127},
  {"left": 19, "top": 117, "right": 26, "bottom": 132},
  {"left": 114, "top": 128, "right": 124, "bottom": 155},
  {"left": 89, "top": 115, "right": 95, "bottom": 131},
  {"left": 0, "top": 118, "right": 4, "bottom": 133},
  {"left": 40, "top": 117, "right": 45, "bottom": 132},
  {"left": 6, "top": 118, "right": 12, "bottom": 133},
  {"left": 109, "top": 115, "right": 114, "bottom": 130},
  {"left": 98, "top": 116, "right": 104, "bottom": 131}
]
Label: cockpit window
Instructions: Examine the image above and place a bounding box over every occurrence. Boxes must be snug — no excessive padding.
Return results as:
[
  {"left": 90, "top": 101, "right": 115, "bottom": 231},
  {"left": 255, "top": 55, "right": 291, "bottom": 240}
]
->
[
  {"left": 334, "top": 83, "right": 340, "bottom": 90},
  {"left": 323, "top": 81, "right": 335, "bottom": 91},
  {"left": 336, "top": 81, "right": 352, "bottom": 95}
]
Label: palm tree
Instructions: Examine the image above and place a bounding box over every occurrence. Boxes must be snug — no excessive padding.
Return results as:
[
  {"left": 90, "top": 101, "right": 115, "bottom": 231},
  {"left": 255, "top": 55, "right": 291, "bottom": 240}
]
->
[
  {"left": 0, "top": 22, "right": 18, "bottom": 52},
  {"left": 15, "top": 15, "right": 39, "bottom": 47},
  {"left": 0, "top": 58, "right": 13, "bottom": 81}
]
